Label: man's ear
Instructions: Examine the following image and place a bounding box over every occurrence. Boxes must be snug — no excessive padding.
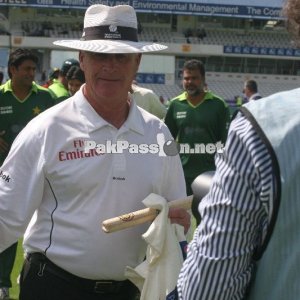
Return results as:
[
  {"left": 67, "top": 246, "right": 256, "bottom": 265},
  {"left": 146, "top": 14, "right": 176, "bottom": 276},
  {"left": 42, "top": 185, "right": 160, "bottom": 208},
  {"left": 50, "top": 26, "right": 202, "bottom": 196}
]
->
[
  {"left": 79, "top": 51, "right": 84, "bottom": 71},
  {"left": 9, "top": 65, "right": 17, "bottom": 77},
  {"left": 135, "top": 54, "right": 142, "bottom": 71}
]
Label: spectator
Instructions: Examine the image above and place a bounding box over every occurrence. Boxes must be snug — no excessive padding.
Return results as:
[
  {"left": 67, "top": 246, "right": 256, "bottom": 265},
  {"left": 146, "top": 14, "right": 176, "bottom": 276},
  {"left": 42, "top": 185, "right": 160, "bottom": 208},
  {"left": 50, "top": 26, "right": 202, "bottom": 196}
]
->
[
  {"left": 0, "top": 71, "right": 4, "bottom": 85},
  {"left": 0, "top": 5, "right": 190, "bottom": 300},
  {"left": 42, "top": 67, "right": 60, "bottom": 88},
  {"left": 66, "top": 65, "right": 85, "bottom": 96},
  {"left": 243, "top": 79, "right": 262, "bottom": 101},
  {"left": 234, "top": 95, "right": 243, "bottom": 106},
  {"left": 196, "top": 24, "right": 207, "bottom": 42},
  {"left": 177, "top": 0, "right": 300, "bottom": 298},
  {"left": 184, "top": 28, "right": 193, "bottom": 39},
  {"left": 165, "top": 59, "right": 230, "bottom": 196},
  {"left": 40, "top": 70, "right": 46, "bottom": 83},
  {"left": 137, "top": 19, "right": 143, "bottom": 34},
  {"left": 0, "top": 48, "right": 54, "bottom": 300},
  {"left": 48, "top": 58, "right": 79, "bottom": 102}
]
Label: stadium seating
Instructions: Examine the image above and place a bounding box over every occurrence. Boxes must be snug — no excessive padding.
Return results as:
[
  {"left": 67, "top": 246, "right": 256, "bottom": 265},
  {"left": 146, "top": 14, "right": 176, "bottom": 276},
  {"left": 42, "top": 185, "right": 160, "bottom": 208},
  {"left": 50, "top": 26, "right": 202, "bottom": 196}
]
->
[
  {"left": 3, "top": 6, "right": 299, "bottom": 106},
  {"left": 205, "top": 72, "right": 300, "bottom": 101},
  {"left": 139, "top": 83, "right": 182, "bottom": 101},
  {"left": 140, "top": 73, "right": 300, "bottom": 107},
  {"left": 13, "top": 20, "right": 292, "bottom": 49},
  {"left": 138, "top": 27, "right": 292, "bottom": 49}
]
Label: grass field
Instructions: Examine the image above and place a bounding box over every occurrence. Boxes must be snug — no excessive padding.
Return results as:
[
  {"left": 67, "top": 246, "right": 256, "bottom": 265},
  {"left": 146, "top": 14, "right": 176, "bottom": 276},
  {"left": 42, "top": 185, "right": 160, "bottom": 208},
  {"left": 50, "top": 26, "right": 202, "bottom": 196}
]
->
[{"left": 9, "top": 240, "right": 24, "bottom": 300}]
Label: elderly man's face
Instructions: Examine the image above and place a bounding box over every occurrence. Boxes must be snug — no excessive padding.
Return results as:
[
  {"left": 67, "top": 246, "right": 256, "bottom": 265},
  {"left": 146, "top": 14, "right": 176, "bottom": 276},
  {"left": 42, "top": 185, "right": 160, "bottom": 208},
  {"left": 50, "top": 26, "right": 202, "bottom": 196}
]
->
[{"left": 79, "top": 51, "right": 141, "bottom": 102}]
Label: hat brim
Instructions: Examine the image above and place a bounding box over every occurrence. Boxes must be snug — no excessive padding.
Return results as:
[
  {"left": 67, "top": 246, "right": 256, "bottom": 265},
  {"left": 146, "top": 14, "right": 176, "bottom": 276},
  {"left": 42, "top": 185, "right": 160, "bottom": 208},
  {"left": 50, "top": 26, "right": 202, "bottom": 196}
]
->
[{"left": 53, "top": 40, "right": 168, "bottom": 53}]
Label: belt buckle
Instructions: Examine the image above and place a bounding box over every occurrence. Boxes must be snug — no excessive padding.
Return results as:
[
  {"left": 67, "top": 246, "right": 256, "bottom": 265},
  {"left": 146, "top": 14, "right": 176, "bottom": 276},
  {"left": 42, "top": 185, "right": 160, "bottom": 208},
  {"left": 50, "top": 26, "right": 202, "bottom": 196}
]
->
[{"left": 94, "top": 281, "right": 114, "bottom": 294}]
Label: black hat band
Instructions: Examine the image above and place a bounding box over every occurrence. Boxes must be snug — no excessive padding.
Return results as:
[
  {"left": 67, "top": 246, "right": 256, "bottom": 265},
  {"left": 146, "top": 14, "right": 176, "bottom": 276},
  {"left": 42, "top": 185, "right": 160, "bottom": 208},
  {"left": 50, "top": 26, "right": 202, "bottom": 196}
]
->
[{"left": 81, "top": 25, "right": 138, "bottom": 42}]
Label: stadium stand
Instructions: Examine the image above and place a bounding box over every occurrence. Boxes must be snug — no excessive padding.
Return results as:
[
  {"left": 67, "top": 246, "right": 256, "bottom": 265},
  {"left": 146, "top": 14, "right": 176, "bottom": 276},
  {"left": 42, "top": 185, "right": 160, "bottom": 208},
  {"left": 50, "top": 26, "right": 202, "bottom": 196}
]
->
[
  {"left": 205, "top": 72, "right": 300, "bottom": 100},
  {"left": 139, "top": 83, "right": 183, "bottom": 101},
  {"left": 138, "top": 27, "right": 292, "bottom": 49},
  {"left": 1, "top": 4, "right": 299, "bottom": 108},
  {"left": 10, "top": 20, "right": 293, "bottom": 50},
  {"left": 141, "top": 72, "right": 300, "bottom": 103}
]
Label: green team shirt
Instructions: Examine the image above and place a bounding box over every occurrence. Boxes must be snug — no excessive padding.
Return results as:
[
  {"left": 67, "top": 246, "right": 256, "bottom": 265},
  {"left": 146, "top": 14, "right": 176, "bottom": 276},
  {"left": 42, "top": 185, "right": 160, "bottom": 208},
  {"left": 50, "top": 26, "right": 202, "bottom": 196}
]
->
[
  {"left": 0, "top": 80, "right": 55, "bottom": 164},
  {"left": 165, "top": 90, "right": 230, "bottom": 190},
  {"left": 48, "top": 79, "right": 69, "bottom": 103}
]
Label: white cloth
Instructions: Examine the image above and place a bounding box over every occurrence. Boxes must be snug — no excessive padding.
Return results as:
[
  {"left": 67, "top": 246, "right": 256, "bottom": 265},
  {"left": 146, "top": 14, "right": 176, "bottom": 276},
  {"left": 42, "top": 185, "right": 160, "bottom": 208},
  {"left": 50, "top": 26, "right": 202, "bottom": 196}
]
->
[
  {"left": 0, "top": 86, "right": 186, "bottom": 279},
  {"left": 125, "top": 193, "right": 187, "bottom": 300}
]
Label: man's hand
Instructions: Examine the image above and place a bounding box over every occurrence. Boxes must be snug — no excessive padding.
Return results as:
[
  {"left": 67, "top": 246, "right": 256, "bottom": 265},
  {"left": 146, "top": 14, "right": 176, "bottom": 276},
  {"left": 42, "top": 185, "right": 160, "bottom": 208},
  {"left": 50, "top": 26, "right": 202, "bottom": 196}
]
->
[
  {"left": 169, "top": 207, "right": 191, "bottom": 234},
  {"left": 0, "top": 131, "right": 9, "bottom": 154}
]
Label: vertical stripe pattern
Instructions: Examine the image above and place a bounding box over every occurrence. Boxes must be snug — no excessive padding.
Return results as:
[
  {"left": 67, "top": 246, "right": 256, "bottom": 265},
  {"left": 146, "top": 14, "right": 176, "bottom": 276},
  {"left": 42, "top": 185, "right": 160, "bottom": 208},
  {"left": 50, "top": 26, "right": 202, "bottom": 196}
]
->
[{"left": 177, "top": 114, "right": 274, "bottom": 299}]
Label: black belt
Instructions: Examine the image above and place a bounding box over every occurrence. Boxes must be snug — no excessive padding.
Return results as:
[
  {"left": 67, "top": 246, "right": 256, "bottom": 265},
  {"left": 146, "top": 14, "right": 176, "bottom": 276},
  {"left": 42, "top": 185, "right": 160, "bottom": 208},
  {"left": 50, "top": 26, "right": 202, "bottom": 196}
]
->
[{"left": 26, "top": 252, "right": 129, "bottom": 294}]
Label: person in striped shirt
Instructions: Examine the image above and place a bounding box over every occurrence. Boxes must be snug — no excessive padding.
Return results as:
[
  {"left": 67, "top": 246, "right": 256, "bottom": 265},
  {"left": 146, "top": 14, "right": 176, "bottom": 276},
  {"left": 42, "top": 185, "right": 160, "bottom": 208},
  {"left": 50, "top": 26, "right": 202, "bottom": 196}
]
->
[{"left": 177, "top": 1, "right": 300, "bottom": 298}]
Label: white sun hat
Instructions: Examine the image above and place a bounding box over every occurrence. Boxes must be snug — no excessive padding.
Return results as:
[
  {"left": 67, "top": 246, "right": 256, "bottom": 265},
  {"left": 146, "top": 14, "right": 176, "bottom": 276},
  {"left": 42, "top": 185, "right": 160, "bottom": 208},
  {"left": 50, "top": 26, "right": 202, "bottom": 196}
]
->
[{"left": 53, "top": 4, "right": 168, "bottom": 54}]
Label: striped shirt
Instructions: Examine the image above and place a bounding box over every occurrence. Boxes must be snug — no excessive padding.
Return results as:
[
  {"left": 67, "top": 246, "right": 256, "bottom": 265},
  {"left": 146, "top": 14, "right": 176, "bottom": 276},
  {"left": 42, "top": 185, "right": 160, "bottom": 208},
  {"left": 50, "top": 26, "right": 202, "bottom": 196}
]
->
[{"left": 177, "top": 113, "right": 275, "bottom": 299}]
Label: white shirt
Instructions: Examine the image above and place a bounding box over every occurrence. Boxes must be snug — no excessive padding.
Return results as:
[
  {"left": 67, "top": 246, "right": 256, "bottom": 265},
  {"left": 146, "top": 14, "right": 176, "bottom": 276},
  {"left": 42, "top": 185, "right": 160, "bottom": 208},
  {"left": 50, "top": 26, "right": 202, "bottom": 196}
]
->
[{"left": 0, "top": 88, "right": 186, "bottom": 280}]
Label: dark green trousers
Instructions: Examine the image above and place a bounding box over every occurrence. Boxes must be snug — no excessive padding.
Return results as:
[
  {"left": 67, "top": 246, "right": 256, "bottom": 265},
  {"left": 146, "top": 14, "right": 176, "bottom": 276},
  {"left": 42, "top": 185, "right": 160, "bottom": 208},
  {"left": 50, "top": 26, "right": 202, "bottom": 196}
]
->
[{"left": 0, "top": 242, "right": 18, "bottom": 288}]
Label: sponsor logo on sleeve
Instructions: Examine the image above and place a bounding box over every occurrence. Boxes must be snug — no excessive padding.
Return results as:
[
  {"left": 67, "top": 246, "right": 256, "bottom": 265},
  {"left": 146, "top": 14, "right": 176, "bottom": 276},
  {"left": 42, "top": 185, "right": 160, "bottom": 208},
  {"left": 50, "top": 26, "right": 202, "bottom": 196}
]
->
[{"left": 0, "top": 170, "right": 11, "bottom": 182}]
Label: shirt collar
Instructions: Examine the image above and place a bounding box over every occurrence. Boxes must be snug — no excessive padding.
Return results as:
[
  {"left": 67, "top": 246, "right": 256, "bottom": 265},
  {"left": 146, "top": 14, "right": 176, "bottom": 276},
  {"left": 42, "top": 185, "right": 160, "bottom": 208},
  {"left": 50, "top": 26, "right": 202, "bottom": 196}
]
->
[
  {"left": 176, "top": 90, "right": 216, "bottom": 107},
  {"left": 74, "top": 86, "right": 145, "bottom": 135},
  {"left": 177, "top": 90, "right": 216, "bottom": 101},
  {"left": 249, "top": 93, "right": 260, "bottom": 100},
  {"left": 1, "top": 80, "right": 38, "bottom": 94},
  {"left": 122, "top": 96, "right": 145, "bottom": 135}
]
